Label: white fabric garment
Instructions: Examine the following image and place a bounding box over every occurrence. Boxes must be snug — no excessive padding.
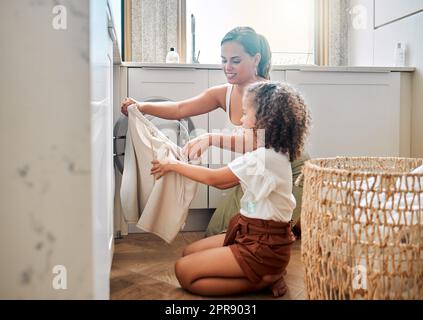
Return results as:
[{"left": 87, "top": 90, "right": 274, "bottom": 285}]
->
[
  {"left": 228, "top": 147, "right": 296, "bottom": 222},
  {"left": 353, "top": 163, "right": 423, "bottom": 227},
  {"left": 120, "top": 105, "right": 199, "bottom": 243}
]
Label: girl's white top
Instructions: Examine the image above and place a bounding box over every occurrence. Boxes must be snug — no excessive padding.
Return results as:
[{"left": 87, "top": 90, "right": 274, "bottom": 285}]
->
[{"left": 228, "top": 147, "right": 296, "bottom": 222}]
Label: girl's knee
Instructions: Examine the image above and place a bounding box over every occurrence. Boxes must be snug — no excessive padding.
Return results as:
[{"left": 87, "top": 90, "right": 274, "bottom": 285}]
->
[
  {"left": 174, "top": 258, "right": 191, "bottom": 289},
  {"left": 182, "top": 241, "right": 203, "bottom": 257},
  {"left": 182, "top": 245, "right": 193, "bottom": 257}
]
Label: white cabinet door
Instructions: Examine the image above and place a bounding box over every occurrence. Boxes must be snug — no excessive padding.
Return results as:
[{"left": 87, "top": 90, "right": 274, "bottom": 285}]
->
[
  {"left": 286, "top": 71, "right": 402, "bottom": 158},
  {"left": 128, "top": 68, "right": 209, "bottom": 134},
  {"left": 270, "top": 70, "right": 286, "bottom": 82},
  {"left": 128, "top": 68, "right": 209, "bottom": 209}
]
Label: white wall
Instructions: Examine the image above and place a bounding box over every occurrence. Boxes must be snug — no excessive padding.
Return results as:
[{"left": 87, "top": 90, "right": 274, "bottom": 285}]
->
[
  {"left": 349, "top": 0, "right": 423, "bottom": 157},
  {"left": 0, "top": 1, "right": 94, "bottom": 299},
  {"left": 374, "top": 0, "right": 423, "bottom": 27}
]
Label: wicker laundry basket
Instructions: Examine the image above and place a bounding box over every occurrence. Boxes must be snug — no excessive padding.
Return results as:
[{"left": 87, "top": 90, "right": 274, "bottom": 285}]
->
[{"left": 300, "top": 157, "right": 423, "bottom": 300}]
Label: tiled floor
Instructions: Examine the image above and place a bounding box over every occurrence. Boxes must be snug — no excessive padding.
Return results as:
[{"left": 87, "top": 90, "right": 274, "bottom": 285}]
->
[{"left": 110, "top": 232, "right": 307, "bottom": 300}]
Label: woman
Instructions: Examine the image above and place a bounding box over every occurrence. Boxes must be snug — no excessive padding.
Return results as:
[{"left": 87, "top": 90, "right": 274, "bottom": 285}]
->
[{"left": 121, "top": 26, "right": 308, "bottom": 236}]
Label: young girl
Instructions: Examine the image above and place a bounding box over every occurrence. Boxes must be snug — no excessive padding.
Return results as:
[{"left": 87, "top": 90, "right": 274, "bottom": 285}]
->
[{"left": 151, "top": 81, "right": 311, "bottom": 297}]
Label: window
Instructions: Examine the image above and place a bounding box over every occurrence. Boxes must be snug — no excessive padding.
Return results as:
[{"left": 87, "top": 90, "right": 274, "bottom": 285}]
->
[
  {"left": 125, "top": 0, "right": 316, "bottom": 65},
  {"left": 186, "top": 0, "right": 315, "bottom": 65}
]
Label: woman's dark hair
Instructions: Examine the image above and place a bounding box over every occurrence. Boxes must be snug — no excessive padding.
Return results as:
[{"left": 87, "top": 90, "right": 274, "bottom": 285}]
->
[
  {"left": 246, "top": 81, "right": 311, "bottom": 162},
  {"left": 221, "top": 27, "right": 272, "bottom": 80}
]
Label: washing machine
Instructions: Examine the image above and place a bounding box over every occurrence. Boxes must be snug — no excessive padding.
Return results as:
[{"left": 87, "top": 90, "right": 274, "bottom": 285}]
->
[
  {"left": 113, "top": 98, "right": 193, "bottom": 176},
  {"left": 113, "top": 66, "right": 212, "bottom": 236}
]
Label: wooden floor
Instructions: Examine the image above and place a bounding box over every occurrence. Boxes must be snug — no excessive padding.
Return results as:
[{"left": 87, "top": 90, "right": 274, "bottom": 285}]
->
[{"left": 110, "top": 232, "right": 307, "bottom": 300}]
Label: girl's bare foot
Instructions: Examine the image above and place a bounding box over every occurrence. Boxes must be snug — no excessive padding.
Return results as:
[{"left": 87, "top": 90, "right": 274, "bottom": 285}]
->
[
  {"left": 270, "top": 276, "right": 288, "bottom": 297},
  {"left": 262, "top": 270, "right": 288, "bottom": 297}
]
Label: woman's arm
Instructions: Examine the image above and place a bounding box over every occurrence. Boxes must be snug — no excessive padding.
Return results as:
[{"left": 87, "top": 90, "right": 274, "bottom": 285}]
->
[
  {"left": 121, "top": 85, "right": 226, "bottom": 120},
  {"left": 183, "top": 131, "right": 259, "bottom": 160},
  {"left": 151, "top": 160, "right": 239, "bottom": 189},
  {"left": 209, "top": 133, "right": 258, "bottom": 154}
]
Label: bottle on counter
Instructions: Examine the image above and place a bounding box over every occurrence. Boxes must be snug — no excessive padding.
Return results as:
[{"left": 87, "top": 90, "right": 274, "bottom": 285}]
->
[
  {"left": 166, "top": 47, "right": 180, "bottom": 64},
  {"left": 394, "top": 42, "right": 406, "bottom": 67}
]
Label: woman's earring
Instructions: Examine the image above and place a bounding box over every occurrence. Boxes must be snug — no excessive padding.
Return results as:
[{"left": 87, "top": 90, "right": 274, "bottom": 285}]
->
[{"left": 255, "top": 67, "right": 258, "bottom": 76}]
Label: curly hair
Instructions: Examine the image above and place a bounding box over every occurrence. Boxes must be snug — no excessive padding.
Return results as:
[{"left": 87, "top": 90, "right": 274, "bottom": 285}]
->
[{"left": 246, "top": 81, "right": 311, "bottom": 162}]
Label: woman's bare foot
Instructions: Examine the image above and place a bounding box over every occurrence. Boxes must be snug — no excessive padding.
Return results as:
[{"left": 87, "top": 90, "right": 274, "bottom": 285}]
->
[{"left": 262, "top": 270, "right": 288, "bottom": 297}]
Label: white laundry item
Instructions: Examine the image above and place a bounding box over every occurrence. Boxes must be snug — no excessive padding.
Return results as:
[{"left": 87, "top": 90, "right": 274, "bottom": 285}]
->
[
  {"left": 120, "top": 105, "right": 199, "bottom": 243},
  {"left": 395, "top": 164, "right": 423, "bottom": 190},
  {"left": 349, "top": 164, "right": 423, "bottom": 246}
]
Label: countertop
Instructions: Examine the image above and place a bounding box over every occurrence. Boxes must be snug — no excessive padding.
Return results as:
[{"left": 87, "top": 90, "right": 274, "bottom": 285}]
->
[{"left": 121, "top": 62, "right": 415, "bottom": 73}]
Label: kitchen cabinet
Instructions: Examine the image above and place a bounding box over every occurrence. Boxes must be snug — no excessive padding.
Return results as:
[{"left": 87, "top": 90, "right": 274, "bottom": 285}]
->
[{"left": 285, "top": 70, "right": 411, "bottom": 158}]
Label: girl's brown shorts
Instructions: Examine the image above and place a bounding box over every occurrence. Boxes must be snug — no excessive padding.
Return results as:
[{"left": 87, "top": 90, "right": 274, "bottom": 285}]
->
[{"left": 223, "top": 213, "right": 296, "bottom": 284}]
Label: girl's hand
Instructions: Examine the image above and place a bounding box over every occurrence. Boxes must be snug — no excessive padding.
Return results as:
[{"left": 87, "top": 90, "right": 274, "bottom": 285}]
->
[
  {"left": 182, "top": 134, "right": 211, "bottom": 160},
  {"left": 150, "top": 159, "right": 173, "bottom": 180},
  {"left": 121, "top": 97, "right": 140, "bottom": 116}
]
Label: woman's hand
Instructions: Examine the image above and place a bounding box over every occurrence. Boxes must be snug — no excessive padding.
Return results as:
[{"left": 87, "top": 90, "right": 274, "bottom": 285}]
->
[
  {"left": 150, "top": 159, "right": 175, "bottom": 180},
  {"left": 121, "top": 97, "right": 140, "bottom": 116},
  {"left": 182, "top": 134, "right": 211, "bottom": 160}
]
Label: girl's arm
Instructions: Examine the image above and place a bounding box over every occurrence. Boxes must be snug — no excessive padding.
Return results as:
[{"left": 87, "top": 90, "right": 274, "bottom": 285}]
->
[
  {"left": 151, "top": 160, "right": 239, "bottom": 189},
  {"left": 213, "top": 180, "right": 240, "bottom": 190},
  {"left": 121, "top": 85, "right": 226, "bottom": 120}
]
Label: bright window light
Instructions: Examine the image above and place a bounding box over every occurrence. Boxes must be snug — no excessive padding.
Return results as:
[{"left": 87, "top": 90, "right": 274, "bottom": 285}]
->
[{"left": 186, "top": 0, "right": 315, "bottom": 65}]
